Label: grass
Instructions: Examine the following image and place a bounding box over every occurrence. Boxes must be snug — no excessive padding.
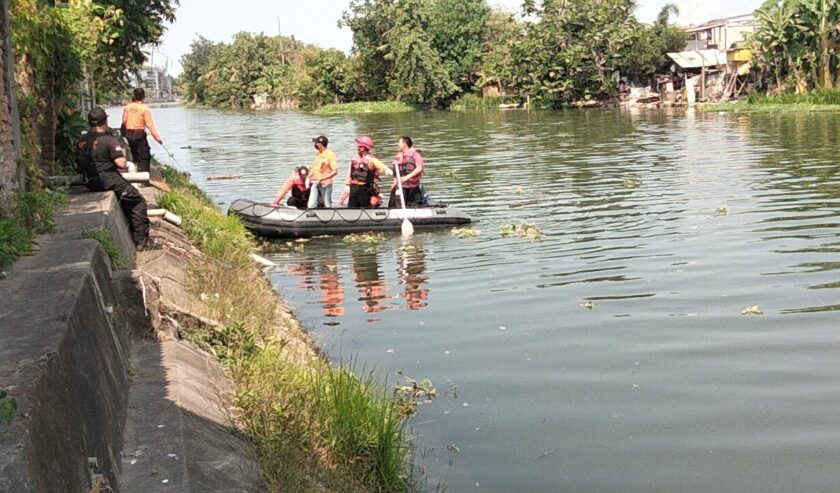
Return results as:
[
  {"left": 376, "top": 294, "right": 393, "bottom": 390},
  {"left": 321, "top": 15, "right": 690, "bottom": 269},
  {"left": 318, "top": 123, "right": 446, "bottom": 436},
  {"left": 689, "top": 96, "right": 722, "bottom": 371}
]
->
[
  {"left": 0, "top": 189, "right": 67, "bottom": 270},
  {"left": 313, "top": 101, "right": 414, "bottom": 115},
  {"left": 450, "top": 94, "right": 521, "bottom": 111},
  {"left": 156, "top": 163, "right": 413, "bottom": 492},
  {"left": 0, "top": 389, "right": 16, "bottom": 426},
  {"left": 81, "top": 230, "right": 125, "bottom": 269},
  {"left": 703, "top": 88, "right": 840, "bottom": 113}
]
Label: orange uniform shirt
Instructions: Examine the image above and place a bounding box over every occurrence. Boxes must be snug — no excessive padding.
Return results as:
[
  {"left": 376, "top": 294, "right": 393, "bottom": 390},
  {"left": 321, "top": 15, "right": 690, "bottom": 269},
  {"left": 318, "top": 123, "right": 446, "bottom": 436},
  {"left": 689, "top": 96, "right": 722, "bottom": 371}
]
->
[
  {"left": 310, "top": 149, "right": 338, "bottom": 186},
  {"left": 122, "top": 102, "right": 161, "bottom": 142}
]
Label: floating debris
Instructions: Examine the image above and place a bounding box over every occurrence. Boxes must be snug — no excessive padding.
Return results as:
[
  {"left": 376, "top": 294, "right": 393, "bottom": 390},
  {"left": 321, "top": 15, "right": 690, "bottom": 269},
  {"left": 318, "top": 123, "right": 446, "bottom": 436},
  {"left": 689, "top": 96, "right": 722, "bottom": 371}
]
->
[
  {"left": 446, "top": 443, "right": 461, "bottom": 453},
  {"left": 580, "top": 300, "right": 597, "bottom": 309},
  {"left": 717, "top": 204, "right": 730, "bottom": 215},
  {"left": 515, "top": 186, "right": 524, "bottom": 195},
  {"left": 206, "top": 175, "right": 242, "bottom": 181},
  {"left": 623, "top": 178, "right": 642, "bottom": 188},
  {"left": 343, "top": 231, "right": 385, "bottom": 244},
  {"left": 500, "top": 223, "right": 545, "bottom": 240},
  {"left": 741, "top": 305, "right": 763, "bottom": 315},
  {"left": 439, "top": 169, "right": 459, "bottom": 178},
  {"left": 451, "top": 227, "right": 479, "bottom": 238}
]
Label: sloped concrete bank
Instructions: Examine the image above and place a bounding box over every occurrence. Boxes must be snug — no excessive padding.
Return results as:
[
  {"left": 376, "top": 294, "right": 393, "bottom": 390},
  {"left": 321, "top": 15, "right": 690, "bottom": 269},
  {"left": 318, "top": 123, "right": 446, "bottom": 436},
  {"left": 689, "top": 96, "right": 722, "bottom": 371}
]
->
[{"left": 0, "top": 189, "right": 264, "bottom": 492}]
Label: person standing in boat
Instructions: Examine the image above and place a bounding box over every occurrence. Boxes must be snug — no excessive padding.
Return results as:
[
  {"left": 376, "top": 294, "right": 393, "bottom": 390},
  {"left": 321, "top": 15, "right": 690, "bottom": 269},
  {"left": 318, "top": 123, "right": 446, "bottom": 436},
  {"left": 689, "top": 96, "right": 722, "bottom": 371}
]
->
[
  {"left": 345, "top": 136, "right": 392, "bottom": 208},
  {"left": 388, "top": 136, "right": 425, "bottom": 207},
  {"left": 121, "top": 88, "right": 163, "bottom": 173},
  {"left": 308, "top": 135, "right": 338, "bottom": 208},
  {"left": 270, "top": 166, "right": 311, "bottom": 209}
]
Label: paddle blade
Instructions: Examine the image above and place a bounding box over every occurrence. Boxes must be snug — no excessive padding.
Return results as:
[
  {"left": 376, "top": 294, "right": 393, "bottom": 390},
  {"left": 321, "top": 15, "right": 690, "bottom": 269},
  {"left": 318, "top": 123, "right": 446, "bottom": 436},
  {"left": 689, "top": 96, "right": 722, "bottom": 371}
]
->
[{"left": 401, "top": 218, "right": 414, "bottom": 237}]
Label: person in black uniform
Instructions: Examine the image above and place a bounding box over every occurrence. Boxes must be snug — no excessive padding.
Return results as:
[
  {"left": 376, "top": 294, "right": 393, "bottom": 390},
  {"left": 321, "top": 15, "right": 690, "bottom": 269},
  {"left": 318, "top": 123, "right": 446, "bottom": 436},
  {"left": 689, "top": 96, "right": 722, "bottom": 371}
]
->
[{"left": 76, "top": 107, "right": 157, "bottom": 250}]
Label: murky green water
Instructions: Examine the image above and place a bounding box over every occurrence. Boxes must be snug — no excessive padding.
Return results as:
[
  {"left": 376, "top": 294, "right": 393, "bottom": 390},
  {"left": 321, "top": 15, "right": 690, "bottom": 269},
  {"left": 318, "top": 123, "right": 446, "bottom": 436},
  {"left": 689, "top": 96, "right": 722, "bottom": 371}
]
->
[{"left": 150, "top": 106, "right": 840, "bottom": 492}]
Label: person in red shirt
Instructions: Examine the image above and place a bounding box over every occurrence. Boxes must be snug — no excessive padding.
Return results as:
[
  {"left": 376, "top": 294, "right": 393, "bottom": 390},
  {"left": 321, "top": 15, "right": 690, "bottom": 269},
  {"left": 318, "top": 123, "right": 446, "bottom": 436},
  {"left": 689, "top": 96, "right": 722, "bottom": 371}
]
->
[
  {"left": 121, "top": 88, "right": 163, "bottom": 173},
  {"left": 270, "top": 166, "right": 311, "bottom": 208}
]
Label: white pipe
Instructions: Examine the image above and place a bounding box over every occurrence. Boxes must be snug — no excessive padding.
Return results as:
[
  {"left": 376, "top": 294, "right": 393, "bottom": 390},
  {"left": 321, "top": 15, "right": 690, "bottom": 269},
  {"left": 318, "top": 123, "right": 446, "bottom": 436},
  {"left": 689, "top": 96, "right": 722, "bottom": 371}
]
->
[
  {"left": 147, "top": 208, "right": 182, "bottom": 226},
  {"left": 250, "top": 253, "right": 276, "bottom": 267},
  {"left": 121, "top": 171, "right": 150, "bottom": 182}
]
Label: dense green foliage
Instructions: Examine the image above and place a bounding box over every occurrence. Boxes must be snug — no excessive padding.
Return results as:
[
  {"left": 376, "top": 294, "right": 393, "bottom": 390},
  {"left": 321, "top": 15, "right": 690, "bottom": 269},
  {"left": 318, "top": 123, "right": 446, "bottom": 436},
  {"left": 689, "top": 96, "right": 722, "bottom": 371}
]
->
[
  {"left": 9, "top": 0, "right": 177, "bottom": 179},
  {"left": 751, "top": 0, "right": 840, "bottom": 92},
  {"left": 182, "top": 0, "right": 684, "bottom": 109},
  {"left": 313, "top": 101, "right": 414, "bottom": 115}
]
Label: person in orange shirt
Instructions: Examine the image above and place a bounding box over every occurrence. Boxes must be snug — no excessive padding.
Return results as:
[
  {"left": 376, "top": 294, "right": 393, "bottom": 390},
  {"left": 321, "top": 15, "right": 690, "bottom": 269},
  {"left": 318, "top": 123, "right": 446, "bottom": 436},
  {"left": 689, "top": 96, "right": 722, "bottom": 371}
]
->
[
  {"left": 270, "top": 166, "right": 311, "bottom": 208},
  {"left": 307, "top": 135, "right": 338, "bottom": 208},
  {"left": 121, "top": 88, "right": 163, "bottom": 173}
]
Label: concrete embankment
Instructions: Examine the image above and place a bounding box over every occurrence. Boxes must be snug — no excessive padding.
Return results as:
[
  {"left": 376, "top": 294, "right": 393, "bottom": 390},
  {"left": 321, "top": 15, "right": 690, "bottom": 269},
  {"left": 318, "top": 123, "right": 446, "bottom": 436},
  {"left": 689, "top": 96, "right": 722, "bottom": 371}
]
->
[{"left": 0, "top": 188, "right": 262, "bottom": 492}]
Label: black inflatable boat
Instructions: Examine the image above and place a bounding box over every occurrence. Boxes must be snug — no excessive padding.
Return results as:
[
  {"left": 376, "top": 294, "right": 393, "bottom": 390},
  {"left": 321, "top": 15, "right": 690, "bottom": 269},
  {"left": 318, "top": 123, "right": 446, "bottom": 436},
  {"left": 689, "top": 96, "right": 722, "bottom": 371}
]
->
[{"left": 228, "top": 199, "right": 472, "bottom": 238}]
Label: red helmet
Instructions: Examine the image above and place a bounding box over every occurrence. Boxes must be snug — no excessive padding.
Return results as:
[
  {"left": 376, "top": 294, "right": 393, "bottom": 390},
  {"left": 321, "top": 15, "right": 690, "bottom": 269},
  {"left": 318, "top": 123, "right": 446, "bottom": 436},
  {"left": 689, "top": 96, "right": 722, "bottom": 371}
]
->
[{"left": 355, "top": 136, "right": 374, "bottom": 150}]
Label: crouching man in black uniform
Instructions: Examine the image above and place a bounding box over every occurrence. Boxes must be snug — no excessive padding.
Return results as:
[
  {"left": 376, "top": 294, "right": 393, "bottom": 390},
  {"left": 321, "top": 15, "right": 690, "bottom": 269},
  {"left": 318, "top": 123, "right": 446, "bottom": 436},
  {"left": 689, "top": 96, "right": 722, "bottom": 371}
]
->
[{"left": 76, "top": 107, "right": 157, "bottom": 250}]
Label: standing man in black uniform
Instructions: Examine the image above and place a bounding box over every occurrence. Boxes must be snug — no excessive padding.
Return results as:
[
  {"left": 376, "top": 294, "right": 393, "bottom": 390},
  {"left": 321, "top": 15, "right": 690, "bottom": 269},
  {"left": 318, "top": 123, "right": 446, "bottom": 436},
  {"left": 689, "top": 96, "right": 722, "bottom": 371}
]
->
[{"left": 76, "top": 107, "right": 157, "bottom": 250}]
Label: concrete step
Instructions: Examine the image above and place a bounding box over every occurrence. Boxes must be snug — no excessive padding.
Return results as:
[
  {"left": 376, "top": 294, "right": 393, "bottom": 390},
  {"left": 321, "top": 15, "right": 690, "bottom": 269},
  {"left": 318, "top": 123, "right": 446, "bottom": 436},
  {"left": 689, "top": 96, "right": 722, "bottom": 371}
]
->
[{"left": 120, "top": 340, "right": 261, "bottom": 493}]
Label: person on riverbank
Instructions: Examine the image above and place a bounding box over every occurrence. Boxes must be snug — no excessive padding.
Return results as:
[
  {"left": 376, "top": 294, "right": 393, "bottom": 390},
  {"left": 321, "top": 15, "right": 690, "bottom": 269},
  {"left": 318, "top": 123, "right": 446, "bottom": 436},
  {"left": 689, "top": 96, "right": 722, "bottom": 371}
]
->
[
  {"left": 121, "top": 88, "right": 163, "bottom": 173},
  {"left": 76, "top": 107, "right": 157, "bottom": 250},
  {"left": 307, "top": 135, "right": 338, "bottom": 209},
  {"left": 345, "top": 136, "right": 392, "bottom": 208},
  {"left": 388, "top": 136, "right": 425, "bottom": 208},
  {"left": 270, "top": 166, "right": 311, "bottom": 208}
]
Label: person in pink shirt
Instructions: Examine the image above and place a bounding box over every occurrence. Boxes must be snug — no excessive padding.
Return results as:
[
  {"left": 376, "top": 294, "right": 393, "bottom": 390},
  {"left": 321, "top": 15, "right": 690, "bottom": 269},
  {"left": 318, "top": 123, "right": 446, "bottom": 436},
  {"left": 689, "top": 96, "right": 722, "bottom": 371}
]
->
[{"left": 388, "top": 136, "right": 425, "bottom": 207}]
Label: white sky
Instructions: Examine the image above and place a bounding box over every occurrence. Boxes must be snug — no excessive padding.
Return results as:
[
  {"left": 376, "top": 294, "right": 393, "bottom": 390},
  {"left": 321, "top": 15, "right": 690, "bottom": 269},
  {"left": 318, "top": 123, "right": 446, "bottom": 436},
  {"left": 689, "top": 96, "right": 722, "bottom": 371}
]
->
[{"left": 158, "top": 0, "right": 765, "bottom": 76}]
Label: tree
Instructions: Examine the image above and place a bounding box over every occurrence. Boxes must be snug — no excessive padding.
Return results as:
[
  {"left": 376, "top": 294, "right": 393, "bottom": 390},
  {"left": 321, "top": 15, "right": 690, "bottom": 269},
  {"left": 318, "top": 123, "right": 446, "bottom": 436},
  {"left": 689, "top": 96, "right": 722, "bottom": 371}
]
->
[
  {"left": 477, "top": 9, "right": 523, "bottom": 96},
  {"left": 751, "top": 0, "right": 840, "bottom": 91},
  {"left": 619, "top": 3, "right": 686, "bottom": 85},
  {"left": 427, "top": 0, "right": 490, "bottom": 91},
  {"left": 515, "top": 0, "right": 641, "bottom": 105}
]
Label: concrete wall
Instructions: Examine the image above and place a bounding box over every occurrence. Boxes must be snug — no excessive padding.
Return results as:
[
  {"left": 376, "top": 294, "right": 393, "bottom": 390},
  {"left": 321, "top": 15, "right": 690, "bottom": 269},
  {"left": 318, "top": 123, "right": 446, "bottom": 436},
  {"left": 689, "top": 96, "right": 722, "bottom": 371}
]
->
[
  {"left": 0, "top": 192, "right": 136, "bottom": 492},
  {"left": 0, "top": 0, "right": 20, "bottom": 213}
]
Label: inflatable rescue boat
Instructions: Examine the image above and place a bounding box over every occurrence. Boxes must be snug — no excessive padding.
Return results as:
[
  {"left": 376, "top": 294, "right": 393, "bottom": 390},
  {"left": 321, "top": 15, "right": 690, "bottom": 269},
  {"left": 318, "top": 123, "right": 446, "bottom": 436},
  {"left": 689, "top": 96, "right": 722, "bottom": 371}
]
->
[{"left": 228, "top": 199, "right": 472, "bottom": 238}]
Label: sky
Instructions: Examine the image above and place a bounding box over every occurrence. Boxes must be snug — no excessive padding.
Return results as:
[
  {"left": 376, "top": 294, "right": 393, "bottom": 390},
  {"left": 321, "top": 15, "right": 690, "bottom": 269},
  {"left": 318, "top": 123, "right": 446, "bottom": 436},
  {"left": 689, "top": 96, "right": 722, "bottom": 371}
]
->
[{"left": 157, "top": 0, "right": 765, "bottom": 76}]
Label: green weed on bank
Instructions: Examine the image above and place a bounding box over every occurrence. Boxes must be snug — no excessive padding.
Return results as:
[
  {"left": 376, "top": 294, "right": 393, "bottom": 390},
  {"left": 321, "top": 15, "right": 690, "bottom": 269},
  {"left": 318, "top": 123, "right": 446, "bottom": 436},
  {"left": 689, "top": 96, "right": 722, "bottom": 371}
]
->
[
  {"left": 704, "top": 89, "right": 840, "bottom": 113},
  {"left": 0, "top": 189, "right": 67, "bottom": 270},
  {"left": 313, "top": 101, "right": 414, "bottom": 115},
  {"left": 156, "top": 163, "right": 412, "bottom": 492}
]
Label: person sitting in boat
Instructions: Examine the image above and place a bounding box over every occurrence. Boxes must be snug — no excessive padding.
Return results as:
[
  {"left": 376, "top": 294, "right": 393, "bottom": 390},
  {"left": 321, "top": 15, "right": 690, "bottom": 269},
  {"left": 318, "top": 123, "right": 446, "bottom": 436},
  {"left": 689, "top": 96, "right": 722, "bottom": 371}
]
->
[
  {"left": 270, "top": 166, "right": 311, "bottom": 209},
  {"left": 345, "top": 136, "right": 392, "bottom": 208},
  {"left": 308, "top": 135, "right": 338, "bottom": 209},
  {"left": 388, "top": 135, "right": 425, "bottom": 207}
]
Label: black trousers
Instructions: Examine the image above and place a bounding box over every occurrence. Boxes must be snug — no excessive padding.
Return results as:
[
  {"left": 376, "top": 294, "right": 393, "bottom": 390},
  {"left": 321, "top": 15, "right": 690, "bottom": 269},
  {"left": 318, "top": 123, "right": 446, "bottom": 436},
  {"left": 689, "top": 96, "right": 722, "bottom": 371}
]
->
[
  {"left": 125, "top": 130, "right": 151, "bottom": 172},
  {"left": 86, "top": 172, "right": 150, "bottom": 245},
  {"left": 348, "top": 184, "right": 372, "bottom": 208},
  {"left": 388, "top": 186, "right": 423, "bottom": 207}
]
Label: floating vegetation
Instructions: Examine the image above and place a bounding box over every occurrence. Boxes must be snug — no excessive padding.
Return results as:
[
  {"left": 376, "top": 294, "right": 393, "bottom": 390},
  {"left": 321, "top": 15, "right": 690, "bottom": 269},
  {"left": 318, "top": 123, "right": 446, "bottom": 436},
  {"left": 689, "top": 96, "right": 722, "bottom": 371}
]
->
[
  {"left": 439, "top": 169, "right": 459, "bottom": 178},
  {"left": 394, "top": 371, "right": 436, "bottom": 415},
  {"left": 580, "top": 300, "right": 597, "bottom": 309},
  {"left": 500, "top": 223, "right": 545, "bottom": 240},
  {"left": 446, "top": 443, "right": 461, "bottom": 453},
  {"left": 343, "top": 231, "right": 386, "bottom": 244},
  {"left": 623, "top": 178, "right": 643, "bottom": 188},
  {"left": 451, "top": 227, "right": 479, "bottom": 238},
  {"left": 717, "top": 204, "right": 730, "bottom": 215},
  {"left": 741, "top": 305, "right": 763, "bottom": 315}
]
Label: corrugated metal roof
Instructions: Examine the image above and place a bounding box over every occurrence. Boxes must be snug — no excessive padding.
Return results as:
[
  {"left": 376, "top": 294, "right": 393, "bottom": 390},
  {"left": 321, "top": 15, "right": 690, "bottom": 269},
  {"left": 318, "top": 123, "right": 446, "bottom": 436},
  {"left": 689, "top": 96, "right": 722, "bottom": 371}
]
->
[{"left": 667, "top": 50, "right": 728, "bottom": 69}]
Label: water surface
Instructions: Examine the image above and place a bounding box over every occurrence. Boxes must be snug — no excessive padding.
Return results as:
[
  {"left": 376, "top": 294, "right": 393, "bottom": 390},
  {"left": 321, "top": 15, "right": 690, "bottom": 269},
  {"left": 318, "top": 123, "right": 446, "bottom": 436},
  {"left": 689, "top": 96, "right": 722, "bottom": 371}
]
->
[{"left": 151, "top": 106, "right": 840, "bottom": 492}]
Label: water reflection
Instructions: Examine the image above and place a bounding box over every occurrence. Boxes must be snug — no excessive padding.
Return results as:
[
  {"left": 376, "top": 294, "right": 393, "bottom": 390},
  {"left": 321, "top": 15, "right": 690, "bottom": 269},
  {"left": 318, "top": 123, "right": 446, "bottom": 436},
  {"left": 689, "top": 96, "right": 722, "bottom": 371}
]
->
[
  {"left": 396, "top": 243, "right": 430, "bottom": 310},
  {"left": 351, "top": 248, "right": 389, "bottom": 316}
]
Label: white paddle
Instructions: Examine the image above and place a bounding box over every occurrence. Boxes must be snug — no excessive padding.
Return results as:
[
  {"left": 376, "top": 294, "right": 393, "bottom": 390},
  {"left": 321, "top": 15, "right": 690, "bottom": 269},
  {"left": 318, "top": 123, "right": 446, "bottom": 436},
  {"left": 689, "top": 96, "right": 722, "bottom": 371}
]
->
[{"left": 392, "top": 163, "right": 414, "bottom": 237}]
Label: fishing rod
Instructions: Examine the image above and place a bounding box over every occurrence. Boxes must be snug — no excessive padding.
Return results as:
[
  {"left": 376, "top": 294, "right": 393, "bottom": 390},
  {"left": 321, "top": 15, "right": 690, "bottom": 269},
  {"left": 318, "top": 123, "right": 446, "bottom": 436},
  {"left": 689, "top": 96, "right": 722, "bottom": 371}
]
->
[{"left": 160, "top": 142, "right": 190, "bottom": 177}]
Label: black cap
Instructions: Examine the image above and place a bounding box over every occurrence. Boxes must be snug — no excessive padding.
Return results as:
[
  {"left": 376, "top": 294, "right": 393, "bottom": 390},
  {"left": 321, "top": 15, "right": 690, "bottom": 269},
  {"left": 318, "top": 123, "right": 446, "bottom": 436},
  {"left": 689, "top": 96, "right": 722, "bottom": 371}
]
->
[
  {"left": 87, "top": 107, "right": 108, "bottom": 125},
  {"left": 296, "top": 166, "right": 309, "bottom": 175},
  {"left": 312, "top": 135, "right": 329, "bottom": 146}
]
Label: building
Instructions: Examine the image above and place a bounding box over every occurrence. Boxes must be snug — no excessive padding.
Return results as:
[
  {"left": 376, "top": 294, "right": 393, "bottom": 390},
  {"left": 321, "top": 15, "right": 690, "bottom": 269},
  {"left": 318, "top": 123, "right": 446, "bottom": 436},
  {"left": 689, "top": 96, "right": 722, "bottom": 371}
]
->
[
  {"left": 133, "top": 66, "right": 174, "bottom": 101},
  {"left": 683, "top": 13, "right": 758, "bottom": 53}
]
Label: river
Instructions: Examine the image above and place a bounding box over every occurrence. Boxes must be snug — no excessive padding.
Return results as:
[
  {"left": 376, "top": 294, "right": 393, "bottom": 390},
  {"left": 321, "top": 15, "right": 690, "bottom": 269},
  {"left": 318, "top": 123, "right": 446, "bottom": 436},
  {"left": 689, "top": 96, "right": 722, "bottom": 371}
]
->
[{"left": 149, "top": 105, "right": 840, "bottom": 492}]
